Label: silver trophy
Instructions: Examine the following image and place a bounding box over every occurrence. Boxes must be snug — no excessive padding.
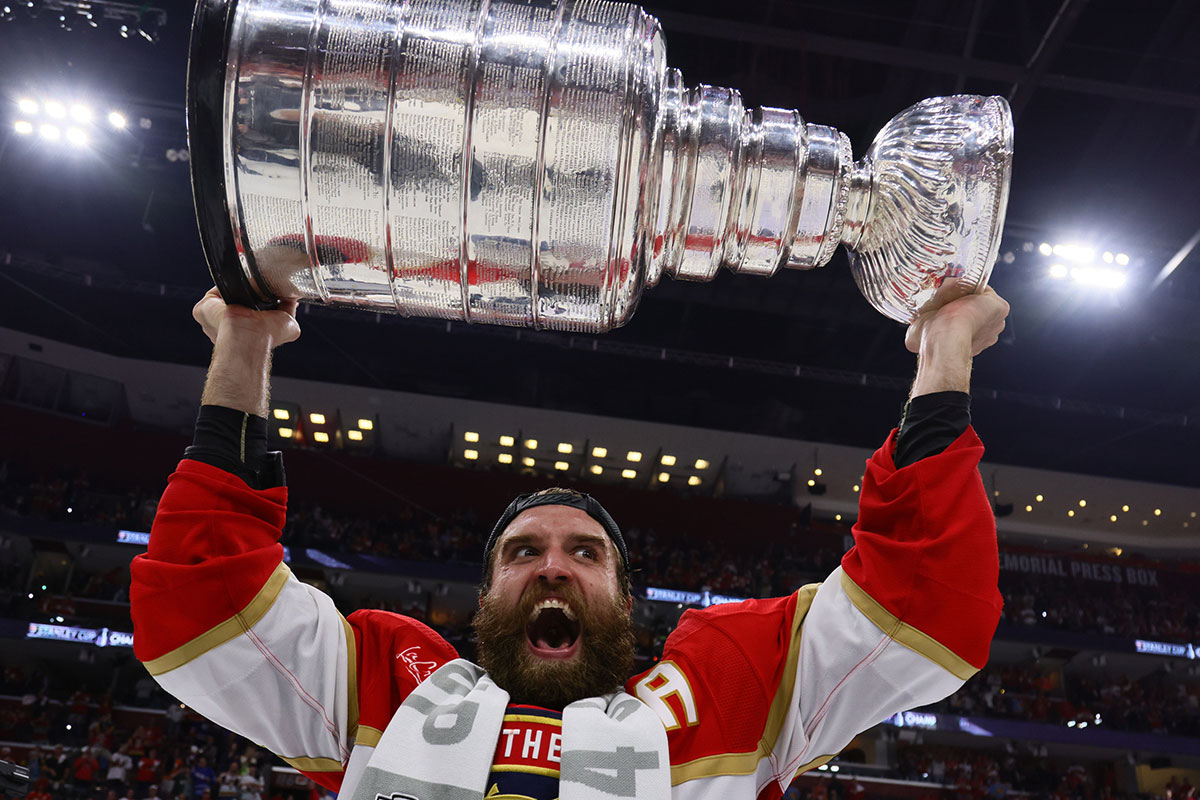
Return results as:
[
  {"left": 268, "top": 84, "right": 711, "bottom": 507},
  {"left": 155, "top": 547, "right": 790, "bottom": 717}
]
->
[{"left": 188, "top": 0, "right": 1013, "bottom": 331}]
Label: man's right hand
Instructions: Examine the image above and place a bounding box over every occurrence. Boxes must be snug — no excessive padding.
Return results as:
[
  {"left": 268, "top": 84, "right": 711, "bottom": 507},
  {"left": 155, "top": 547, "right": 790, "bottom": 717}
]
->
[{"left": 192, "top": 287, "right": 301, "bottom": 349}]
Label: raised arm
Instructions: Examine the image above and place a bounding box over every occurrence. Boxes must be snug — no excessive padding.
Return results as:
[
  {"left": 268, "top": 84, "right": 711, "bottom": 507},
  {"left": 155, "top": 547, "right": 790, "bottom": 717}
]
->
[
  {"left": 632, "top": 284, "right": 1010, "bottom": 793},
  {"left": 130, "top": 290, "right": 456, "bottom": 793}
]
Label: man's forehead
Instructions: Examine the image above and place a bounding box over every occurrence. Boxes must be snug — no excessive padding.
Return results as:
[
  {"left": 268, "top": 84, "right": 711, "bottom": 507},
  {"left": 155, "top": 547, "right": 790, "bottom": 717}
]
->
[{"left": 497, "top": 504, "right": 608, "bottom": 542}]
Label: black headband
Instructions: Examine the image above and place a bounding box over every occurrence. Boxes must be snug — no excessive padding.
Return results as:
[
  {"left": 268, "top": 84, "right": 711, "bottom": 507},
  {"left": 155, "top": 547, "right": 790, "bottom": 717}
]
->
[{"left": 483, "top": 491, "right": 628, "bottom": 580}]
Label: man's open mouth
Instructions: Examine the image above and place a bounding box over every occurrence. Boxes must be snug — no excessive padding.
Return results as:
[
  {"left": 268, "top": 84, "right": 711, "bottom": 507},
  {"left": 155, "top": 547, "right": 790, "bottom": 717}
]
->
[{"left": 525, "top": 598, "right": 582, "bottom": 658}]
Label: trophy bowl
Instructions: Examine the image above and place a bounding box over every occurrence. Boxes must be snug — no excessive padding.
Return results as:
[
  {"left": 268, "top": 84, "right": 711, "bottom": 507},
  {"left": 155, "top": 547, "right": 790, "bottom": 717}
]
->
[{"left": 187, "top": 0, "right": 1013, "bottom": 331}]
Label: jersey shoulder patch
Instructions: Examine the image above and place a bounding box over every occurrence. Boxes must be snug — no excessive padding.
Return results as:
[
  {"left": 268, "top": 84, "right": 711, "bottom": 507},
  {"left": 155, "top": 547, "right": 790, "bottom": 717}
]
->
[{"left": 348, "top": 609, "right": 459, "bottom": 738}]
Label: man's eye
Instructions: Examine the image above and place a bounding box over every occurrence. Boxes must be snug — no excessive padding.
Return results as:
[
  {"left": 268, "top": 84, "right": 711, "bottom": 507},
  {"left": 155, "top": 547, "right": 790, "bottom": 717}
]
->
[
  {"left": 575, "top": 547, "right": 597, "bottom": 560},
  {"left": 514, "top": 546, "right": 537, "bottom": 558}
]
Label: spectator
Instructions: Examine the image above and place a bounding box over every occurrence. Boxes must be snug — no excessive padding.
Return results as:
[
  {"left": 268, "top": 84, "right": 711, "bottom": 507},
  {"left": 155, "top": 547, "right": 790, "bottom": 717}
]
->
[
  {"left": 190, "top": 758, "right": 216, "bottom": 799},
  {"left": 107, "top": 744, "right": 133, "bottom": 792},
  {"left": 135, "top": 748, "right": 162, "bottom": 797},
  {"left": 72, "top": 746, "right": 101, "bottom": 797}
]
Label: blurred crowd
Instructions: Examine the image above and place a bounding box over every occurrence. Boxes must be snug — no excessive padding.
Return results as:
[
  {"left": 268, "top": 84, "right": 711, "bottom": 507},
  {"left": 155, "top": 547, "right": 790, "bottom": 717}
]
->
[
  {"left": 0, "top": 664, "right": 280, "bottom": 800},
  {"left": 933, "top": 662, "right": 1200, "bottom": 739},
  {"left": 3, "top": 462, "right": 1200, "bottom": 800}
]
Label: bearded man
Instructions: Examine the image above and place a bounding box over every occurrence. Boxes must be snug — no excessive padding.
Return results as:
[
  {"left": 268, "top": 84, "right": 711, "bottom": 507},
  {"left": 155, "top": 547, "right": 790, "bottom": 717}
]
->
[{"left": 131, "top": 283, "right": 1009, "bottom": 800}]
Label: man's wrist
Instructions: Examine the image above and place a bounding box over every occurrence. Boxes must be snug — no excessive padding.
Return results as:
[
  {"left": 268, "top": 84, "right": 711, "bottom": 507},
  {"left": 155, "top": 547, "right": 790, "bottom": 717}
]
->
[{"left": 911, "top": 331, "right": 973, "bottom": 397}]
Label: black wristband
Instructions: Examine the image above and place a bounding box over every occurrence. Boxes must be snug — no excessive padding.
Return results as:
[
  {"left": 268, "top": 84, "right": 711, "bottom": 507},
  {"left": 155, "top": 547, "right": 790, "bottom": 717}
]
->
[
  {"left": 184, "top": 405, "right": 286, "bottom": 489},
  {"left": 894, "top": 391, "right": 971, "bottom": 468}
]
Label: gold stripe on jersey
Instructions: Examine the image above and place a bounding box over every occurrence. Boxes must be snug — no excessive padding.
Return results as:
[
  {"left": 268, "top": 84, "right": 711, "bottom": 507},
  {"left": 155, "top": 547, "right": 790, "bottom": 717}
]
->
[
  {"left": 142, "top": 562, "right": 291, "bottom": 676},
  {"left": 502, "top": 714, "right": 563, "bottom": 726},
  {"left": 280, "top": 755, "right": 344, "bottom": 773},
  {"left": 489, "top": 765, "right": 561, "bottom": 777},
  {"left": 792, "top": 754, "right": 835, "bottom": 777},
  {"left": 670, "top": 582, "right": 820, "bottom": 786},
  {"left": 342, "top": 614, "right": 360, "bottom": 744},
  {"left": 355, "top": 725, "right": 384, "bottom": 748},
  {"left": 838, "top": 570, "right": 977, "bottom": 681}
]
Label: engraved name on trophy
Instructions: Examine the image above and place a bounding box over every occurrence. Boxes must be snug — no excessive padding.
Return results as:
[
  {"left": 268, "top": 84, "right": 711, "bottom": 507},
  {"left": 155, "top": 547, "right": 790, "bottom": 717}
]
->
[{"left": 188, "top": 0, "right": 1013, "bottom": 331}]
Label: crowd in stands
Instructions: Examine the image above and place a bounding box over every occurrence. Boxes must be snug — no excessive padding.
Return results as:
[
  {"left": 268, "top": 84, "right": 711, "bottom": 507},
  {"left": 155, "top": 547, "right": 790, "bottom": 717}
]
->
[
  {"left": 932, "top": 662, "right": 1200, "bottom": 739},
  {"left": 893, "top": 743, "right": 1128, "bottom": 800},
  {"left": 0, "top": 663, "right": 280, "bottom": 800},
  {"left": 1001, "top": 574, "right": 1198, "bottom": 644}
]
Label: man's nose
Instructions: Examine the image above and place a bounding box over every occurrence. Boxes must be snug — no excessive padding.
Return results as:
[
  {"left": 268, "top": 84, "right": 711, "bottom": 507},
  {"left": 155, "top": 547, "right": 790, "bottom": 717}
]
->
[{"left": 535, "top": 550, "right": 570, "bottom": 583}]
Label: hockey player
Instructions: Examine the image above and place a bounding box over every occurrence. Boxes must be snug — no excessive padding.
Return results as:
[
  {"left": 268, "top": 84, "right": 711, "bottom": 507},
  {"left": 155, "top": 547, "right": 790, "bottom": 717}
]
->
[{"left": 131, "top": 282, "right": 1009, "bottom": 800}]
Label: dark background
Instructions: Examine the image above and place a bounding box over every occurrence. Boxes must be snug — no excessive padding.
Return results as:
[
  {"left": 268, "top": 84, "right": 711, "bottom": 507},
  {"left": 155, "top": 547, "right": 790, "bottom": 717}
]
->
[{"left": 1, "top": 0, "right": 1198, "bottom": 487}]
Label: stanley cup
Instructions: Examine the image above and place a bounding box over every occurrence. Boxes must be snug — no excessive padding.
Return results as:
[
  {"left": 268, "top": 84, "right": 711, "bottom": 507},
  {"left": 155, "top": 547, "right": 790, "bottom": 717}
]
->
[{"left": 188, "top": 0, "right": 1013, "bottom": 330}]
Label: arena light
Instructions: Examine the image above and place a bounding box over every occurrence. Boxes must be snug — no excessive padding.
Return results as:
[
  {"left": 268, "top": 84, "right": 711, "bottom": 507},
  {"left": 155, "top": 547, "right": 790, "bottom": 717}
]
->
[
  {"left": 39, "top": 123, "right": 60, "bottom": 141},
  {"left": 555, "top": 461, "right": 569, "bottom": 470},
  {"left": 464, "top": 430, "right": 479, "bottom": 442},
  {"left": 273, "top": 408, "right": 290, "bottom": 420},
  {"left": 694, "top": 459, "right": 709, "bottom": 470},
  {"left": 557, "top": 442, "right": 573, "bottom": 454},
  {"left": 657, "top": 472, "right": 669, "bottom": 483},
  {"left": 65, "top": 127, "right": 87, "bottom": 147},
  {"left": 1048, "top": 263, "right": 1068, "bottom": 279},
  {"left": 13, "top": 120, "right": 33, "bottom": 135},
  {"left": 660, "top": 454, "right": 675, "bottom": 466},
  {"left": 69, "top": 103, "right": 92, "bottom": 122},
  {"left": 592, "top": 446, "right": 607, "bottom": 458},
  {"left": 621, "top": 469, "right": 636, "bottom": 479},
  {"left": 1051, "top": 243, "right": 1093, "bottom": 263},
  {"left": 347, "top": 429, "right": 363, "bottom": 442},
  {"left": 464, "top": 449, "right": 479, "bottom": 460},
  {"left": 44, "top": 100, "right": 65, "bottom": 119},
  {"left": 309, "top": 412, "right": 326, "bottom": 425},
  {"left": 522, "top": 457, "right": 535, "bottom": 467},
  {"left": 278, "top": 427, "right": 294, "bottom": 438},
  {"left": 590, "top": 464, "right": 603, "bottom": 475},
  {"left": 498, "top": 435, "right": 515, "bottom": 447},
  {"left": 357, "top": 418, "right": 373, "bottom": 430},
  {"left": 626, "top": 450, "right": 642, "bottom": 462},
  {"left": 524, "top": 438, "right": 538, "bottom": 450},
  {"left": 107, "top": 110, "right": 126, "bottom": 129},
  {"left": 688, "top": 476, "right": 701, "bottom": 486},
  {"left": 497, "top": 452, "right": 512, "bottom": 464},
  {"left": 1069, "top": 265, "right": 1126, "bottom": 289},
  {"left": 312, "top": 431, "right": 330, "bottom": 444}
]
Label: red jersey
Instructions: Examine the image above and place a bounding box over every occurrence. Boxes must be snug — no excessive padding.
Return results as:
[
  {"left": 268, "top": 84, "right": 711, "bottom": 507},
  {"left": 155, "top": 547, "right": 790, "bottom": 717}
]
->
[{"left": 131, "top": 428, "right": 1000, "bottom": 800}]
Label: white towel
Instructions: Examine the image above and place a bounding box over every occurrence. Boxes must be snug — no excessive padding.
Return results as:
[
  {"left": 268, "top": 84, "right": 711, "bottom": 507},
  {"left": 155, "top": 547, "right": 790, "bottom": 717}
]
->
[{"left": 349, "top": 659, "right": 670, "bottom": 800}]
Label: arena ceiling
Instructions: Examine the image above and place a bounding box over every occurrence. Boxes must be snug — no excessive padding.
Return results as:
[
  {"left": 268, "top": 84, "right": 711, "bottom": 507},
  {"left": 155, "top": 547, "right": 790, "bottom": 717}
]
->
[{"left": 0, "top": 0, "right": 1198, "bottom": 490}]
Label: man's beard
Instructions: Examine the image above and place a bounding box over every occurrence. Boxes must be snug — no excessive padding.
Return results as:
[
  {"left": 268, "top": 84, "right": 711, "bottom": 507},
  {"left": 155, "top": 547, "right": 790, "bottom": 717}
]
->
[{"left": 473, "top": 584, "right": 635, "bottom": 709}]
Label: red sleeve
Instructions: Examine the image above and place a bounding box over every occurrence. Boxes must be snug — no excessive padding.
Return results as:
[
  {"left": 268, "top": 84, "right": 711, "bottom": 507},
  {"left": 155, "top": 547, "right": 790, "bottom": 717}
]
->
[
  {"left": 130, "top": 459, "right": 287, "bottom": 662},
  {"left": 626, "top": 593, "right": 798, "bottom": 765},
  {"left": 840, "top": 425, "right": 1002, "bottom": 669}
]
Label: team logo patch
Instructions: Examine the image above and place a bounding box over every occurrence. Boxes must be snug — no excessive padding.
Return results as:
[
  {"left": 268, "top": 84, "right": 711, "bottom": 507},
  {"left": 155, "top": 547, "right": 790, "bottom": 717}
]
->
[{"left": 396, "top": 646, "right": 439, "bottom": 683}]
